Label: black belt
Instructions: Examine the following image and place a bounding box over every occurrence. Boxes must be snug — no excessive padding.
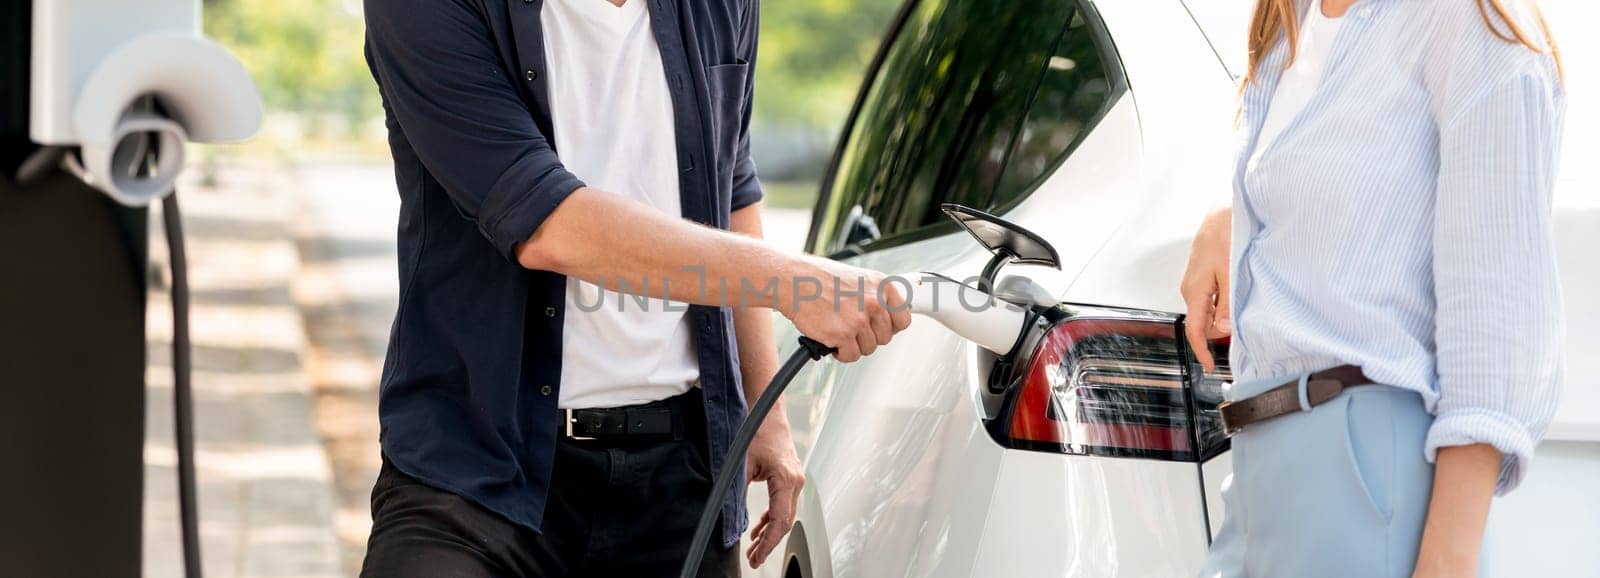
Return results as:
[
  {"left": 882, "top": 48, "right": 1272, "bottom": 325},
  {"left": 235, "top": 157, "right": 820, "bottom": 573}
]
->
[
  {"left": 557, "top": 390, "right": 697, "bottom": 441},
  {"left": 1217, "top": 365, "right": 1370, "bottom": 435}
]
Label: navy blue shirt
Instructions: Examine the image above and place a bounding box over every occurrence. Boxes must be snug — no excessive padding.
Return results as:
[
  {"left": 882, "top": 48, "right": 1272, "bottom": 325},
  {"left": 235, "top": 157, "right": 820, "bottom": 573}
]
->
[{"left": 364, "top": 0, "right": 763, "bottom": 547}]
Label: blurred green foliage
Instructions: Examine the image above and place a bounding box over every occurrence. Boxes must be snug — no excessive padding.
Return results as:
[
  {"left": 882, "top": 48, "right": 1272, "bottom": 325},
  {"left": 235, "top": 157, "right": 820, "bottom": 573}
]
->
[
  {"left": 204, "top": 0, "right": 380, "bottom": 143},
  {"left": 754, "top": 0, "right": 900, "bottom": 129},
  {"left": 203, "top": 0, "right": 897, "bottom": 147}
]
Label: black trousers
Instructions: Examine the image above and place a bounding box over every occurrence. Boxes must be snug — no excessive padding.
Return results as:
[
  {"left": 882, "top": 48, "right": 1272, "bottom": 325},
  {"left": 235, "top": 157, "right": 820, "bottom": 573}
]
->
[{"left": 360, "top": 396, "right": 739, "bottom": 578}]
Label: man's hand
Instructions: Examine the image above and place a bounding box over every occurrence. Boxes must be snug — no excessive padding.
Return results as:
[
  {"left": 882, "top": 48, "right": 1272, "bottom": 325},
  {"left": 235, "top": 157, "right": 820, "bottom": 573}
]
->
[
  {"left": 1181, "top": 207, "right": 1233, "bottom": 372},
  {"left": 744, "top": 419, "right": 804, "bottom": 569},
  {"left": 779, "top": 258, "right": 912, "bottom": 363}
]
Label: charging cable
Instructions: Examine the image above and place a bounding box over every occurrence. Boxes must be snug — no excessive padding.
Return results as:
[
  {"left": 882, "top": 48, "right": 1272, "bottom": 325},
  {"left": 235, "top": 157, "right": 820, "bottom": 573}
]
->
[
  {"left": 111, "top": 92, "right": 201, "bottom": 578},
  {"left": 678, "top": 336, "right": 834, "bottom": 578},
  {"left": 161, "top": 192, "right": 203, "bottom": 578},
  {"left": 676, "top": 275, "right": 1034, "bottom": 576}
]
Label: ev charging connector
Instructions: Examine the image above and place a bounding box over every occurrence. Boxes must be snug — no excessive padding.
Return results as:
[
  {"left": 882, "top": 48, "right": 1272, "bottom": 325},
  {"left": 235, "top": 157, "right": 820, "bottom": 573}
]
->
[
  {"left": 28, "top": 0, "right": 262, "bottom": 205},
  {"left": 678, "top": 204, "right": 1060, "bottom": 577}
]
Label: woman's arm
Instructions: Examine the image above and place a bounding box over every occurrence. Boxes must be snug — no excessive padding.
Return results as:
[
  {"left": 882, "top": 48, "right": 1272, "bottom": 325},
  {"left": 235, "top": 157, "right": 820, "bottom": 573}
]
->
[
  {"left": 1181, "top": 207, "right": 1234, "bottom": 371},
  {"left": 1417, "top": 36, "right": 1565, "bottom": 575},
  {"left": 1425, "top": 69, "right": 1563, "bottom": 491},
  {"left": 1413, "top": 444, "right": 1501, "bottom": 577}
]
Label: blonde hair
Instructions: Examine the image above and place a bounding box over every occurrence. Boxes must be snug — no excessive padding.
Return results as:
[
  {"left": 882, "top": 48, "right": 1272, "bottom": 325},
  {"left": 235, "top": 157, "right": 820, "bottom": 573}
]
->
[{"left": 1241, "top": 0, "right": 1563, "bottom": 87}]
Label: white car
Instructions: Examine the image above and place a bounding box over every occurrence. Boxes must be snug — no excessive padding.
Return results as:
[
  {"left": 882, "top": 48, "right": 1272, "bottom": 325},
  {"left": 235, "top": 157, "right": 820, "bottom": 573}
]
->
[{"left": 768, "top": 0, "right": 1600, "bottom": 576}]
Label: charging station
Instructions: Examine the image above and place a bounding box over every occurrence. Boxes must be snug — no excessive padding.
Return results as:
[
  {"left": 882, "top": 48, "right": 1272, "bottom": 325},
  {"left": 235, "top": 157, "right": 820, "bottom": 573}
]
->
[
  {"left": 1, "top": 1, "right": 260, "bottom": 575},
  {"left": 2, "top": 11, "right": 148, "bottom": 577}
]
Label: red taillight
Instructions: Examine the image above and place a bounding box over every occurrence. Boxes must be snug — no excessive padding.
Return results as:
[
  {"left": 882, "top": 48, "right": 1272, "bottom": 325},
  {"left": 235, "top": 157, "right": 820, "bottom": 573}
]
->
[{"left": 1002, "top": 314, "right": 1230, "bottom": 461}]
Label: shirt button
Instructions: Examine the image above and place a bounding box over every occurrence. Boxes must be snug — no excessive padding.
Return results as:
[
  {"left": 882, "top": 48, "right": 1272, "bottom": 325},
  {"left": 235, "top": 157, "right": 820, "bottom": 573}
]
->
[
  {"left": 1358, "top": 6, "right": 1372, "bottom": 18},
  {"left": 539, "top": 385, "right": 552, "bottom": 396},
  {"left": 525, "top": 69, "right": 538, "bottom": 81},
  {"left": 544, "top": 306, "right": 556, "bottom": 318}
]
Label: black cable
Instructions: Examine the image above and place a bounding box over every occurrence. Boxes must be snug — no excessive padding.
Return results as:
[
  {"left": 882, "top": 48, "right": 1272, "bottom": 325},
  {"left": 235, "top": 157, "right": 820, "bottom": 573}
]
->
[
  {"left": 679, "top": 336, "right": 834, "bottom": 578},
  {"left": 162, "top": 193, "right": 203, "bottom": 578}
]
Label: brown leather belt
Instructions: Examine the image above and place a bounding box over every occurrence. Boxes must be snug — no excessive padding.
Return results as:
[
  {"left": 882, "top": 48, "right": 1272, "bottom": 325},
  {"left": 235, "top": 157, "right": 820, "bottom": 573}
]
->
[{"left": 1217, "top": 365, "right": 1370, "bottom": 435}]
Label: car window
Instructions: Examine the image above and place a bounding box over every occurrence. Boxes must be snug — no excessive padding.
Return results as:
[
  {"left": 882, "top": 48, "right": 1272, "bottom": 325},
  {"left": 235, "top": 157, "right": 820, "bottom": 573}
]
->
[
  {"left": 810, "top": 0, "right": 1121, "bottom": 256},
  {"left": 992, "top": 10, "right": 1114, "bottom": 204}
]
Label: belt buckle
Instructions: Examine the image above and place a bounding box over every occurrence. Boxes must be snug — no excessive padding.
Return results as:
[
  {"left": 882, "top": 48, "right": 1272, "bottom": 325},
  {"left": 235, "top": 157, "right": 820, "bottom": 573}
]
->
[
  {"left": 1216, "top": 400, "right": 1242, "bottom": 436},
  {"left": 564, "top": 409, "right": 598, "bottom": 441}
]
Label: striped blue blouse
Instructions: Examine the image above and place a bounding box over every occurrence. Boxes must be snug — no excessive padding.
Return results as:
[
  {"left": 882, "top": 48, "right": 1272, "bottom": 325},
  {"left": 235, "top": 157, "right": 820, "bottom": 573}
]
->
[{"left": 1228, "top": 0, "right": 1566, "bottom": 494}]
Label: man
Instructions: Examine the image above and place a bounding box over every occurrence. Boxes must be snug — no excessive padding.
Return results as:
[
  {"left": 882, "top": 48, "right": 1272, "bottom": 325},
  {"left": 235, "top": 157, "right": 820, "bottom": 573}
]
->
[{"left": 359, "top": 0, "right": 910, "bottom": 576}]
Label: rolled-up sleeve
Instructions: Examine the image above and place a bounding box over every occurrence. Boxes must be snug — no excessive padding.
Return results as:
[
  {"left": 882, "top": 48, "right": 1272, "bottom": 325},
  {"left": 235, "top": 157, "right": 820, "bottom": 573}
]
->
[
  {"left": 365, "top": 0, "right": 585, "bottom": 261},
  {"left": 729, "top": 0, "right": 763, "bottom": 211},
  {"left": 1425, "top": 72, "right": 1565, "bottom": 495}
]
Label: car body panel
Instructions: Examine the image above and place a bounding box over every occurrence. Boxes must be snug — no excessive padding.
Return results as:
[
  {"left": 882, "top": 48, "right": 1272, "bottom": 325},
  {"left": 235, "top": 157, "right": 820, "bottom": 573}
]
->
[
  {"left": 1053, "top": 0, "right": 1238, "bottom": 315},
  {"left": 1176, "top": 0, "right": 1250, "bottom": 78},
  {"left": 972, "top": 452, "right": 1210, "bottom": 577},
  {"left": 773, "top": 1, "right": 1600, "bottom": 576},
  {"left": 777, "top": 0, "right": 1219, "bottom": 573},
  {"left": 774, "top": 94, "right": 1144, "bottom": 575}
]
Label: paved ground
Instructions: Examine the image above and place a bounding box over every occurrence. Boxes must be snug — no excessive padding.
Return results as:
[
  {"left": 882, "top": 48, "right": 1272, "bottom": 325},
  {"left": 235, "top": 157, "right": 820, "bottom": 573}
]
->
[
  {"left": 286, "top": 161, "right": 810, "bottom": 576},
  {"left": 287, "top": 163, "right": 401, "bottom": 576},
  {"left": 144, "top": 163, "right": 342, "bottom": 578}
]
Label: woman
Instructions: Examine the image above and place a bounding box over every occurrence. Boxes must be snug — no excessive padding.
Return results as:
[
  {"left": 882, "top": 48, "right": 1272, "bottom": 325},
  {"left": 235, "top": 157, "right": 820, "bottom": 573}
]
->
[{"left": 1182, "top": 0, "right": 1565, "bottom": 576}]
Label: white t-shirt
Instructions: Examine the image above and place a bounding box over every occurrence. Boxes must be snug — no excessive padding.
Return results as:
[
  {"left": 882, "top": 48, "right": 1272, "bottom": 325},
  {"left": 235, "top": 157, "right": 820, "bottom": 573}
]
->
[
  {"left": 1249, "top": 3, "right": 1343, "bottom": 169},
  {"left": 541, "top": 0, "right": 699, "bottom": 409}
]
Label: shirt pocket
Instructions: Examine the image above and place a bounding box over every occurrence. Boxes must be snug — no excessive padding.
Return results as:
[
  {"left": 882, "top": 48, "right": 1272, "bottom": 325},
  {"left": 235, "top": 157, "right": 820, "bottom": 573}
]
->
[{"left": 704, "top": 62, "right": 748, "bottom": 177}]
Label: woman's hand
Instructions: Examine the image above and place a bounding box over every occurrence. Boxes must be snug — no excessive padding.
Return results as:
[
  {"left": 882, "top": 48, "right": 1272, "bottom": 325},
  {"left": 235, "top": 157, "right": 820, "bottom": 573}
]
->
[
  {"left": 1412, "top": 443, "right": 1501, "bottom": 578},
  {"left": 1181, "top": 207, "right": 1233, "bottom": 372}
]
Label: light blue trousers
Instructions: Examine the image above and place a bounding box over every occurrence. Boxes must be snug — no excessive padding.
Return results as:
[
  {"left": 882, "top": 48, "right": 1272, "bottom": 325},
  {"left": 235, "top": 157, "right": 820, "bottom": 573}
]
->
[{"left": 1198, "top": 374, "right": 1485, "bottom": 578}]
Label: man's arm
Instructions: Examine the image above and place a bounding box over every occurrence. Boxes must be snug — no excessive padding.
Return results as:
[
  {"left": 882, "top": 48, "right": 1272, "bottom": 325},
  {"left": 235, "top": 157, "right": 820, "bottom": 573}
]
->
[
  {"left": 365, "top": 0, "right": 586, "bottom": 262},
  {"left": 517, "top": 187, "right": 908, "bottom": 361},
  {"left": 726, "top": 204, "right": 782, "bottom": 415},
  {"left": 367, "top": 0, "right": 906, "bottom": 360}
]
